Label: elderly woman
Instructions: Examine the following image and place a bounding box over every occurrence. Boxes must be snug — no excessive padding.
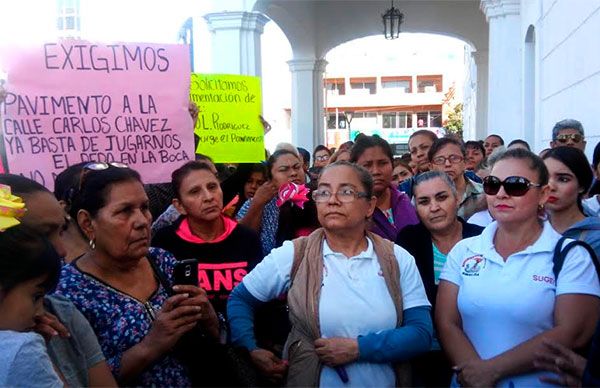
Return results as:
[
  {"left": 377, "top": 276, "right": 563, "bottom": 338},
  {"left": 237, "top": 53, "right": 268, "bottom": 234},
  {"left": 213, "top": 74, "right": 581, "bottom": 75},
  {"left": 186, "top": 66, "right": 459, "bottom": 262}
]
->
[
  {"left": 55, "top": 163, "right": 219, "bottom": 386},
  {"left": 436, "top": 149, "right": 600, "bottom": 387},
  {"left": 228, "top": 161, "right": 432, "bottom": 387},
  {"left": 396, "top": 171, "right": 483, "bottom": 386},
  {"left": 350, "top": 135, "right": 418, "bottom": 241}
]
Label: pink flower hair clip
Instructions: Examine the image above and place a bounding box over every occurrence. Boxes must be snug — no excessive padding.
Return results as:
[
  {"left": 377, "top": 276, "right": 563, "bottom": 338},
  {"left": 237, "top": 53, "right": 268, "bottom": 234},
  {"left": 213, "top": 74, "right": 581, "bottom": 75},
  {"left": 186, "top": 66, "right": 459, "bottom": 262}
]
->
[{"left": 276, "top": 182, "right": 310, "bottom": 209}]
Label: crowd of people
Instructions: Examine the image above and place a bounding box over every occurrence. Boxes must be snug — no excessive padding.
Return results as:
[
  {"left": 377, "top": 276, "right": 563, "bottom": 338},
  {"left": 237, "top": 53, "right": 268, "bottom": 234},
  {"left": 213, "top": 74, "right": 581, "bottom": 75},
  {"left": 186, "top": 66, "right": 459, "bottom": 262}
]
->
[{"left": 1, "top": 114, "right": 600, "bottom": 387}]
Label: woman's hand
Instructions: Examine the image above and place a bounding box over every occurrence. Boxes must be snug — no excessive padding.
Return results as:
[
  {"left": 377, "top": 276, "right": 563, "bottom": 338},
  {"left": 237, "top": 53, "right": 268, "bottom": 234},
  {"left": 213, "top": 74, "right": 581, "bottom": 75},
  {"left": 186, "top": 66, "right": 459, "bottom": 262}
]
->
[
  {"left": 250, "top": 348, "right": 287, "bottom": 381},
  {"left": 252, "top": 181, "right": 278, "bottom": 206},
  {"left": 172, "top": 285, "right": 219, "bottom": 338},
  {"left": 143, "top": 293, "right": 202, "bottom": 356},
  {"left": 33, "top": 311, "right": 71, "bottom": 342},
  {"left": 454, "top": 359, "right": 500, "bottom": 387},
  {"left": 535, "top": 339, "right": 586, "bottom": 387},
  {"left": 314, "top": 337, "right": 359, "bottom": 367}
]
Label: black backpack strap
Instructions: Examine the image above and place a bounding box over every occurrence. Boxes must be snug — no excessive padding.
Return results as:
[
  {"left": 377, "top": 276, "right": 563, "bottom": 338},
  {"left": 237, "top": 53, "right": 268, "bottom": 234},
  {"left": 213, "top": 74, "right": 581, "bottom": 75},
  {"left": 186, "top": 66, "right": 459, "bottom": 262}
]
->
[
  {"left": 553, "top": 237, "right": 600, "bottom": 280},
  {"left": 552, "top": 236, "right": 568, "bottom": 279}
]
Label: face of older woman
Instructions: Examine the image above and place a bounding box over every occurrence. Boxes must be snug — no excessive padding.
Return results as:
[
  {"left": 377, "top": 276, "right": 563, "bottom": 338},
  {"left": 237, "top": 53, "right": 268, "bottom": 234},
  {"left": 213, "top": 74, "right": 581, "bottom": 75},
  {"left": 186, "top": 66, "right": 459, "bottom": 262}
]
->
[
  {"left": 487, "top": 158, "right": 548, "bottom": 225},
  {"left": 270, "top": 153, "right": 305, "bottom": 188},
  {"left": 355, "top": 146, "right": 393, "bottom": 196},
  {"left": 175, "top": 169, "right": 223, "bottom": 223},
  {"left": 92, "top": 180, "right": 152, "bottom": 261},
  {"left": 414, "top": 177, "right": 459, "bottom": 233},
  {"left": 315, "top": 165, "right": 376, "bottom": 232}
]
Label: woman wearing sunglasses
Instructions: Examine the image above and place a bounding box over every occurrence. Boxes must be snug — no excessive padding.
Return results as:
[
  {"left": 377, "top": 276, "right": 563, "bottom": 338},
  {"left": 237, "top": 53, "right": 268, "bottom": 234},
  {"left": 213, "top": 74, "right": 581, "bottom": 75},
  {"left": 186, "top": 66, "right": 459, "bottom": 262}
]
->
[
  {"left": 55, "top": 162, "right": 219, "bottom": 386},
  {"left": 542, "top": 147, "right": 600, "bottom": 256},
  {"left": 436, "top": 148, "right": 600, "bottom": 387}
]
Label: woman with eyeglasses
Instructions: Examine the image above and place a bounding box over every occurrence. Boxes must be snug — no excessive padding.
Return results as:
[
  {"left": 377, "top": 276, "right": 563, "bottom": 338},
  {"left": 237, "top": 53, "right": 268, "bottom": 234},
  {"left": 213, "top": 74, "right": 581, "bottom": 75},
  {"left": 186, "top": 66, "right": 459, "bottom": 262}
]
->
[
  {"left": 228, "top": 161, "right": 432, "bottom": 386},
  {"left": 542, "top": 147, "right": 600, "bottom": 256},
  {"left": 55, "top": 163, "right": 220, "bottom": 386},
  {"left": 436, "top": 148, "right": 600, "bottom": 387},
  {"left": 308, "top": 145, "right": 332, "bottom": 182},
  {"left": 350, "top": 135, "right": 418, "bottom": 241},
  {"left": 429, "top": 138, "right": 486, "bottom": 220},
  {"left": 396, "top": 171, "right": 483, "bottom": 387}
]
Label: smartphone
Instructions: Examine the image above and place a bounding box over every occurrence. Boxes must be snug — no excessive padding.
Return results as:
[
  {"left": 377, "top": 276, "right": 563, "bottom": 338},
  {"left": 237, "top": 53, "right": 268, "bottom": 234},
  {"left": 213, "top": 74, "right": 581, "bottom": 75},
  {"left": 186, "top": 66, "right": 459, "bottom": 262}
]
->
[{"left": 173, "top": 259, "right": 199, "bottom": 286}]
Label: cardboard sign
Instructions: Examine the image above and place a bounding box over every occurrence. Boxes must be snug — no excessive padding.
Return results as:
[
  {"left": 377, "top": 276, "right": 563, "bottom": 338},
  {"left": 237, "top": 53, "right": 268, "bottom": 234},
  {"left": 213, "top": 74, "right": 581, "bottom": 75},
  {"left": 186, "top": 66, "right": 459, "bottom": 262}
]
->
[
  {"left": 0, "top": 40, "right": 194, "bottom": 189},
  {"left": 190, "top": 73, "right": 264, "bottom": 162}
]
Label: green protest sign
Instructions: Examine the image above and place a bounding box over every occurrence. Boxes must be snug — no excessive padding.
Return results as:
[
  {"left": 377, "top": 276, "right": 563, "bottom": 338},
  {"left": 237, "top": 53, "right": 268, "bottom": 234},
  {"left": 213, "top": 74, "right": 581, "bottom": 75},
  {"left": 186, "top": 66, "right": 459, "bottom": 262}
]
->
[{"left": 190, "top": 73, "right": 264, "bottom": 162}]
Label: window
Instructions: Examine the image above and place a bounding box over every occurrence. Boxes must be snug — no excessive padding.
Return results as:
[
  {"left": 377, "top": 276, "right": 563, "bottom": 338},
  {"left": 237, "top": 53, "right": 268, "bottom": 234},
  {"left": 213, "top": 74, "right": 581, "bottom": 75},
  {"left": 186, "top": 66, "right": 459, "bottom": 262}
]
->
[
  {"left": 382, "top": 112, "right": 412, "bottom": 129},
  {"left": 382, "top": 113, "right": 397, "bottom": 128},
  {"left": 56, "top": 0, "right": 80, "bottom": 37},
  {"left": 417, "top": 112, "right": 428, "bottom": 127},
  {"left": 416, "top": 111, "right": 443, "bottom": 128},
  {"left": 429, "top": 111, "right": 442, "bottom": 127},
  {"left": 325, "top": 79, "right": 345, "bottom": 95},
  {"left": 417, "top": 75, "right": 443, "bottom": 93},
  {"left": 327, "top": 114, "right": 347, "bottom": 129},
  {"left": 398, "top": 112, "right": 412, "bottom": 128},
  {"left": 350, "top": 77, "right": 376, "bottom": 94},
  {"left": 353, "top": 112, "right": 377, "bottom": 119},
  {"left": 381, "top": 76, "right": 412, "bottom": 93}
]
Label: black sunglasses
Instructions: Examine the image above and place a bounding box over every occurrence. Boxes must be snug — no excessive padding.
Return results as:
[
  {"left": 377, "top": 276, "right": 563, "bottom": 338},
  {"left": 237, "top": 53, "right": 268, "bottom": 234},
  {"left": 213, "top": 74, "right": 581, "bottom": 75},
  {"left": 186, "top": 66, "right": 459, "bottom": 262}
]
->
[
  {"left": 78, "top": 162, "right": 129, "bottom": 191},
  {"left": 483, "top": 175, "right": 542, "bottom": 197}
]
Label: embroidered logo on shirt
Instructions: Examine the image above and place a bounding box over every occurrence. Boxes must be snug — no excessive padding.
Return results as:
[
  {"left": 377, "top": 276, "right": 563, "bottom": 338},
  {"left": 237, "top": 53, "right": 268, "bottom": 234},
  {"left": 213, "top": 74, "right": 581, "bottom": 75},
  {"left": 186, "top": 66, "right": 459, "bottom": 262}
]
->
[{"left": 461, "top": 255, "right": 486, "bottom": 276}]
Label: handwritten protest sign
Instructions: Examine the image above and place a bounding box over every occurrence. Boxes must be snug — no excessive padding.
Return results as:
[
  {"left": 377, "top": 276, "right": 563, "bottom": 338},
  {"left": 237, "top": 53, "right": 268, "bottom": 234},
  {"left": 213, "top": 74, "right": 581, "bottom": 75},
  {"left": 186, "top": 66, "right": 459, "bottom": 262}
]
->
[
  {"left": 190, "top": 73, "right": 264, "bottom": 162},
  {"left": 0, "top": 40, "right": 193, "bottom": 189}
]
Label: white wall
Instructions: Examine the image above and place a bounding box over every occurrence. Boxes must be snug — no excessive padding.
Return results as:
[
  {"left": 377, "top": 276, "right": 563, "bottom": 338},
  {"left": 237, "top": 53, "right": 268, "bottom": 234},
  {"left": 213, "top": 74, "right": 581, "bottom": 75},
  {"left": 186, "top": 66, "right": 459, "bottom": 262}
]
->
[{"left": 522, "top": 0, "right": 600, "bottom": 155}]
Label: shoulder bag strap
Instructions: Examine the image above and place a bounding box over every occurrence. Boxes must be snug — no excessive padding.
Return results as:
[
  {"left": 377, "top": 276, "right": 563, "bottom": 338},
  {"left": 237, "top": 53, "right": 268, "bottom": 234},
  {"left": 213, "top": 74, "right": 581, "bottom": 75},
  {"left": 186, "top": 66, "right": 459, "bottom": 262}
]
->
[
  {"left": 553, "top": 237, "right": 600, "bottom": 280},
  {"left": 146, "top": 254, "right": 174, "bottom": 296}
]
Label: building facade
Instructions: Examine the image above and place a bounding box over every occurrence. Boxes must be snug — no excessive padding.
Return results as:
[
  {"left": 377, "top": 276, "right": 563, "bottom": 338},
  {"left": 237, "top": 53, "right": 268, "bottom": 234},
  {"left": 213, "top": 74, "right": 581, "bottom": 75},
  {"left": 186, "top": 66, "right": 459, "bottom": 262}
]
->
[{"left": 203, "top": 0, "right": 600, "bottom": 156}]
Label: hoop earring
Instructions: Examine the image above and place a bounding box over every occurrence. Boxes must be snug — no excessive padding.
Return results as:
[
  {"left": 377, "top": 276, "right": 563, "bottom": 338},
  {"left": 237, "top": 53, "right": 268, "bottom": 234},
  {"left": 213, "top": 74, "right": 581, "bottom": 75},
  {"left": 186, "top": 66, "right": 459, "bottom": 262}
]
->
[{"left": 89, "top": 238, "right": 96, "bottom": 250}]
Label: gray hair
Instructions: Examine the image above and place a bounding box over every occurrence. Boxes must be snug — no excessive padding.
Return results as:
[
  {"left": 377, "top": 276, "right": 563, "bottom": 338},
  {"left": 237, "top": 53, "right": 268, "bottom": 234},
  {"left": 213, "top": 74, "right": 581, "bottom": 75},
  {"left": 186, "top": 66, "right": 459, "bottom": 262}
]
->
[
  {"left": 319, "top": 161, "right": 374, "bottom": 198},
  {"left": 552, "top": 119, "right": 585, "bottom": 140},
  {"left": 413, "top": 170, "right": 458, "bottom": 198}
]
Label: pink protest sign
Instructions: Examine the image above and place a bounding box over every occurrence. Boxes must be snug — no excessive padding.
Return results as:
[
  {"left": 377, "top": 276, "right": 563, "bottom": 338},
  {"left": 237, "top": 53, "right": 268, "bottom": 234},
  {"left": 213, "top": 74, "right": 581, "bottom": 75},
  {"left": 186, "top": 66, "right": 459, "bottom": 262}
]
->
[{"left": 0, "top": 40, "right": 193, "bottom": 189}]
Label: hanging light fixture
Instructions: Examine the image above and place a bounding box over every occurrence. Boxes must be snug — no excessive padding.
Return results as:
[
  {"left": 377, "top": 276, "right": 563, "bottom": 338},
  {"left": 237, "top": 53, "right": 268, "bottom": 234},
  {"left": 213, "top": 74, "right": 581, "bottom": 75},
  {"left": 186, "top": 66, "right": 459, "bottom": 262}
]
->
[{"left": 382, "top": 0, "right": 404, "bottom": 40}]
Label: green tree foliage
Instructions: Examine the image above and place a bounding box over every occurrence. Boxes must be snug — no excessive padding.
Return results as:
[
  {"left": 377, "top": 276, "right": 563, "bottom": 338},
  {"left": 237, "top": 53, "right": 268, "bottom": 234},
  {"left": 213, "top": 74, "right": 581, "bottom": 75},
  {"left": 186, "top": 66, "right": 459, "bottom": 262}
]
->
[{"left": 443, "top": 103, "right": 463, "bottom": 139}]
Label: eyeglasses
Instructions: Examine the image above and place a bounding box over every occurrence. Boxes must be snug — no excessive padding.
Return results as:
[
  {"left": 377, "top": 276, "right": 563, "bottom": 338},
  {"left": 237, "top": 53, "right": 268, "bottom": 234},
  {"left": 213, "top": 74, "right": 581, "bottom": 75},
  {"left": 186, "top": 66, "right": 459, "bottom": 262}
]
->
[
  {"left": 556, "top": 133, "right": 584, "bottom": 144},
  {"left": 312, "top": 188, "right": 369, "bottom": 203},
  {"left": 431, "top": 155, "right": 464, "bottom": 165},
  {"left": 483, "top": 175, "right": 542, "bottom": 197},
  {"left": 315, "top": 155, "right": 330, "bottom": 161}
]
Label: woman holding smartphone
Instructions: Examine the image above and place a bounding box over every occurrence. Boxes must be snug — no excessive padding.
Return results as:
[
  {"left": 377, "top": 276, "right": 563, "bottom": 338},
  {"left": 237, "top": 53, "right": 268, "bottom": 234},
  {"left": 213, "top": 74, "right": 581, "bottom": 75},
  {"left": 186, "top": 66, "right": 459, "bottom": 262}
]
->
[{"left": 56, "top": 163, "right": 219, "bottom": 386}]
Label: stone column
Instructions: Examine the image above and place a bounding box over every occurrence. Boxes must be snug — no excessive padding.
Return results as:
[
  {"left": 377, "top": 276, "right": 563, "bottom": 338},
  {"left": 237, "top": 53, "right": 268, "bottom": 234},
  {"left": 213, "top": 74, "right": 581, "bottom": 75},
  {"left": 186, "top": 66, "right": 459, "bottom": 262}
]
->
[
  {"left": 288, "top": 58, "right": 328, "bottom": 152},
  {"left": 472, "top": 49, "right": 489, "bottom": 141},
  {"left": 204, "top": 11, "right": 269, "bottom": 76},
  {"left": 480, "top": 0, "right": 522, "bottom": 141}
]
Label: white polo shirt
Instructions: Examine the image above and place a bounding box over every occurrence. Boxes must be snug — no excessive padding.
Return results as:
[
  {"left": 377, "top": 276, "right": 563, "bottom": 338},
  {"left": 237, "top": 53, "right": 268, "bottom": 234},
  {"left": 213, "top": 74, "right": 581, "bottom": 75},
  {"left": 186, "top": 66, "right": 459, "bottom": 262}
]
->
[
  {"left": 243, "top": 237, "right": 430, "bottom": 388},
  {"left": 440, "top": 221, "right": 600, "bottom": 387}
]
